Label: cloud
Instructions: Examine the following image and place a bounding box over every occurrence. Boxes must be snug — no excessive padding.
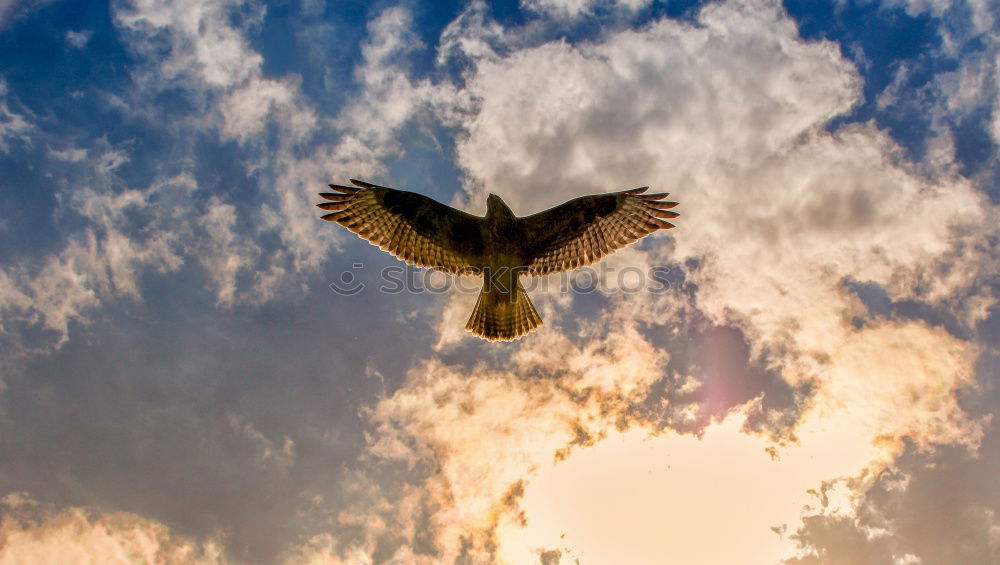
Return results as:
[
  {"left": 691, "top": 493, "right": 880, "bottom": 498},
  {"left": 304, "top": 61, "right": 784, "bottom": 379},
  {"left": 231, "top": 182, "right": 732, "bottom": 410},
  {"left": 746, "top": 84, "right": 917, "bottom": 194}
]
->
[
  {"left": 318, "top": 317, "right": 979, "bottom": 562},
  {"left": 437, "top": 1, "right": 508, "bottom": 66},
  {"left": 282, "top": 533, "right": 371, "bottom": 565},
  {"left": 0, "top": 0, "right": 56, "bottom": 31},
  {"left": 3, "top": 1, "right": 465, "bottom": 362},
  {"left": 0, "top": 171, "right": 197, "bottom": 351},
  {"left": 0, "top": 79, "right": 32, "bottom": 153},
  {"left": 871, "top": 0, "right": 1000, "bottom": 181},
  {"left": 507, "top": 415, "right": 886, "bottom": 564},
  {"left": 113, "top": 0, "right": 464, "bottom": 297},
  {"left": 453, "top": 0, "right": 860, "bottom": 213},
  {"left": 449, "top": 0, "right": 997, "bottom": 352},
  {"left": 0, "top": 149, "right": 265, "bottom": 387},
  {"left": 2, "top": 0, "right": 325, "bottom": 356},
  {"left": 256, "top": 5, "right": 466, "bottom": 279},
  {"left": 0, "top": 494, "right": 223, "bottom": 564},
  {"left": 226, "top": 412, "right": 296, "bottom": 469},
  {"left": 312, "top": 0, "right": 998, "bottom": 561},
  {"left": 311, "top": 321, "right": 665, "bottom": 562},
  {"left": 3, "top": 0, "right": 997, "bottom": 562},
  {"left": 520, "top": 0, "right": 652, "bottom": 19},
  {"left": 65, "top": 29, "right": 92, "bottom": 49},
  {"left": 804, "top": 321, "right": 985, "bottom": 459},
  {"left": 879, "top": 0, "right": 996, "bottom": 36},
  {"left": 195, "top": 198, "right": 259, "bottom": 307},
  {"left": 115, "top": 0, "right": 317, "bottom": 144},
  {"left": 110, "top": 0, "right": 335, "bottom": 303},
  {"left": 3, "top": 0, "right": 329, "bottom": 360}
]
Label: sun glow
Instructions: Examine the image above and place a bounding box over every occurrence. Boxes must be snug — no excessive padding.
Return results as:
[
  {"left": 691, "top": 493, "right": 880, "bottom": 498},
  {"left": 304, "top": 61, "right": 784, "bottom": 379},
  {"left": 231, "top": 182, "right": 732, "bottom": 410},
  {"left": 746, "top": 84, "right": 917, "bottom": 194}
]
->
[
  {"left": 494, "top": 411, "right": 872, "bottom": 564},
  {"left": 494, "top": 320, "right": 981, "bottom": 564}
]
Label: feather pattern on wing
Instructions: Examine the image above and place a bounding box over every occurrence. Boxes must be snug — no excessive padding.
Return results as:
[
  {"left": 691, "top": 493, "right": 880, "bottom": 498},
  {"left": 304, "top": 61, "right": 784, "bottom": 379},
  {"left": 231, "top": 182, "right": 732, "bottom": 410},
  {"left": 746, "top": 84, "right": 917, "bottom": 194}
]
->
[
  {"left": 318, "top": 179, "right": 486, "bottom": 275},
  {"left": 318, "top": 179, "right": 678, "bottom": 341},
  {"left": 517, "top": 187, "right": 679, "bottom": 276}
]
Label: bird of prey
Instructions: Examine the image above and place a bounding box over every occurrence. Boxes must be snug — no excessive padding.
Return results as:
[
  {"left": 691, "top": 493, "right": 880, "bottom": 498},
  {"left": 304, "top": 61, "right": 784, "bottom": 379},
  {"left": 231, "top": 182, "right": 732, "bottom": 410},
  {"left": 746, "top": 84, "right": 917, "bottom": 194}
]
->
[{"left": 318, "top": 179, "right": 678, "bottom": 341}]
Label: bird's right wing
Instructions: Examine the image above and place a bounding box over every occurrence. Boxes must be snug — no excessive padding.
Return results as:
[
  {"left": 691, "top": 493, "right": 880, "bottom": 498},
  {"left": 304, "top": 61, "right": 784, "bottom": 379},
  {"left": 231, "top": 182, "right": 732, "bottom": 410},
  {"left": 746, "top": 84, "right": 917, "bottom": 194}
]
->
[
  {"left": 518, "top": 187, "right": 678, "bottom": 275},
  {"left": 318, "top": 180, "right": 486, "bottom": 275}
]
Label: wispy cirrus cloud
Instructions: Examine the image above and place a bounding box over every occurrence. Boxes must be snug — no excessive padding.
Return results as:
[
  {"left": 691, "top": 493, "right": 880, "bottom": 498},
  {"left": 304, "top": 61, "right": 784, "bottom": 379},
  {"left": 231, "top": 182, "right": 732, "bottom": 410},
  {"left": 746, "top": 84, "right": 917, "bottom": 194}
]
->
[
  {"left": 0, "top": 148, "right": 196, "bottom": 378},
  {"left": 0, "top": 79, "right": 31, "bottom": 153},
  {"left": 115, "top": 0, "right": 318, "bottom": 144},
  {"left": 869, "top": 0, "right": 1000, "bottom": 184},
  {"left": 520, "top": 0, "right": 652, "bottom": 19}
]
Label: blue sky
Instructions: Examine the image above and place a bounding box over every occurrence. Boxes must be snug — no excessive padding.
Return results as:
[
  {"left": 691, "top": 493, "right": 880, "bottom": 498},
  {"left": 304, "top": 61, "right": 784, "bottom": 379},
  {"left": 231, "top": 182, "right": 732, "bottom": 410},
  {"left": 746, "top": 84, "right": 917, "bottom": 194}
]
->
[{"left": 1, "top": 0, "right": 998, "bottom": 563}]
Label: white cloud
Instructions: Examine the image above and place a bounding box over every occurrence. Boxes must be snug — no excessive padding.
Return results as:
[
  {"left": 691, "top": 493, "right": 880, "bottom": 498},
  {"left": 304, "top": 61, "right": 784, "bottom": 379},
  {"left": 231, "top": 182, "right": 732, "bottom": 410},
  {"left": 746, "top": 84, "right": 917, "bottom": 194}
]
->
[
  {"left": 879, "top": 0, "right": 995, "bottom": 36},
  {"left": 48, "top": 146, "right": 88, "bottom": 162},
  {"left": 0, "top": 0, "right": 56, "bottom": 31},
  {"left": 116, "top": 0, "right": 261, "bottom": 88},
  {"left": 455, "top": 0, "right": 859, "bottom": 212},
  {"left": 65, "top": 29, "right": 92, "bottom": 49},
  {"left": 195, "top": 198, "right": 258, "bottom": 307},
  {"left": 0, "top": 171, "right": 198, "bottom": 362},
  {"left": 449, "top": 0, "right": 996, "bottom": 356},
  {"left": 0, "top": 78, "right": 32, "bottom": 153},
  {"left": 315, "top": 0, "right": 998, "bottom": 561},
  {"left": 437, "top": 1, "right": 508, "bottom": 67},
  {"left": 255, "top": 6, "right": 467, "bottom": 282},
  {"left": 106, "top": 0, "right": 327, "bottom": 305},
  {"left": 2, "top": 2, "right": 455, "bottom": 356},
  {"left": 218, "top": 76, "right": 316, "bottom": 144},
  {"left": 521, "top": 0, "right": 652, "bottom": 19},
  {"left": 324, "top": 6, "right": 464, "bottom": 171},
  {"left": 112, "top": 0, "right": 463, "bottom": 295},
  {"left": 115, "top": 0, "right": 317, "bottom": 145},
  {"left": 872, "top": 0, "right": 1000, "bottom": 167}
]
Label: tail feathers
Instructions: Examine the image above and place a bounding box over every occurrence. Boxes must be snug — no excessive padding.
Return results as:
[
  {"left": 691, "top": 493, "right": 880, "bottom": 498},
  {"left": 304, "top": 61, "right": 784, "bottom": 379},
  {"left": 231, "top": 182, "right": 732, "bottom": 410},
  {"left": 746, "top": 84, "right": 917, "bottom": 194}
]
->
[{"left": 466, "top": 280, "right": 542, "bottom": 341}]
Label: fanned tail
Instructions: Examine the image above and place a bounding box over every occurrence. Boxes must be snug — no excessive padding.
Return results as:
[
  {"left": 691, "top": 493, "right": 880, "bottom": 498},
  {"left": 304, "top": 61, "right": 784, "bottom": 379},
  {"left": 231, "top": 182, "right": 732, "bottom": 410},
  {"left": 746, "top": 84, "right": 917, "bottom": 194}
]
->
[{"left": 466, "top": 279, "right": 542, "bottom": 341}]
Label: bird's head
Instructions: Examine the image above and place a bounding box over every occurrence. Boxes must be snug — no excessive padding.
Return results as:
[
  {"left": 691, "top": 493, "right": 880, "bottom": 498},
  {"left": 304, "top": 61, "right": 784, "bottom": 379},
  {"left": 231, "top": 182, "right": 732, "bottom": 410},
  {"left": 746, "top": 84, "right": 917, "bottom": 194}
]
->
[{"left": 486, "top": 193, "right": 514, "bottom": 219}]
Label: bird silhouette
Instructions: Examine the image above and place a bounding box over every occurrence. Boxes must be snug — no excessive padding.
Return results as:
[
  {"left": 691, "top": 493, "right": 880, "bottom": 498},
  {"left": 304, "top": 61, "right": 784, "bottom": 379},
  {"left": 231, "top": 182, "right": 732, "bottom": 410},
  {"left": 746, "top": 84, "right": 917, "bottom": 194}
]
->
[{"left": 318, "top": 179, "right": 678, "bottom": 341}]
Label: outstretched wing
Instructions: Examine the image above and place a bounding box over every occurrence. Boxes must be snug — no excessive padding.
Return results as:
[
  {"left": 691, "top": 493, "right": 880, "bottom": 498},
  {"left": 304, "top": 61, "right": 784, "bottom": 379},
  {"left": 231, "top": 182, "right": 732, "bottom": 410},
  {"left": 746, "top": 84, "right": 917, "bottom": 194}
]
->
[
  {"left": 518, "top": 187, "right": 678, "bottom": 275},
  {"left": 318, "top": 179, "right": 486, "bottom": 274}
]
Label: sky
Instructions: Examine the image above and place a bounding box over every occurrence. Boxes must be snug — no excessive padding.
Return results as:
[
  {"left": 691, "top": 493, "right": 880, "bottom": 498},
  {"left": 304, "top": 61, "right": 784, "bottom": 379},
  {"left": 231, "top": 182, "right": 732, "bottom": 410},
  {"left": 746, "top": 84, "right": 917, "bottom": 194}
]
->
[{"left": 0, "top": 0, "right": 998, "bottom": 563}]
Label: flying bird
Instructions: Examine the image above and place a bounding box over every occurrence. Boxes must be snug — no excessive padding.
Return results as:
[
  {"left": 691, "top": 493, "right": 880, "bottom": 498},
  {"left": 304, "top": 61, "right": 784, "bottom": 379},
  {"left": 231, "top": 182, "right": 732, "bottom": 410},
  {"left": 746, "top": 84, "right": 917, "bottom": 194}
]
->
[{"left": 318, "top": 179, "right": 678, "bottom": 341}]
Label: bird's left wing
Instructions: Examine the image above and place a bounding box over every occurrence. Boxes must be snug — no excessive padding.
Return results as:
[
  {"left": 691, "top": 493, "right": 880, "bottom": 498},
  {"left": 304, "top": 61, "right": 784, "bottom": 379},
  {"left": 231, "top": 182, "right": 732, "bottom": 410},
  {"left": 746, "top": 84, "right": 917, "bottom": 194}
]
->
[
  {"left": 518, "top": 187, "right": 678, "bottom": 275},
  {"left": 318, "top": 180, "right": 486, "bottom": 275}
]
